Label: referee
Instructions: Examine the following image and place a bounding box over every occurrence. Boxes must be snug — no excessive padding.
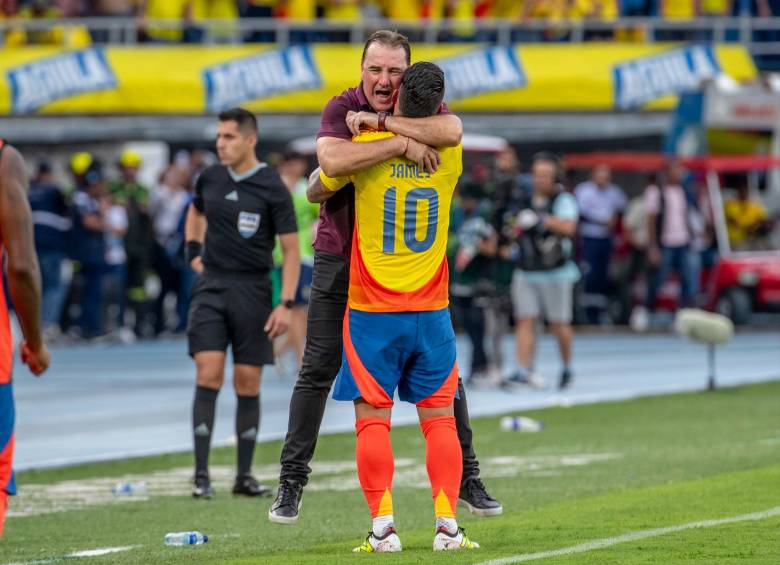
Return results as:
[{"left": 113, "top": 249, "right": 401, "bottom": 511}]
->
[{"left": 184, "top": 108, "right": 300, "bottom": 498}]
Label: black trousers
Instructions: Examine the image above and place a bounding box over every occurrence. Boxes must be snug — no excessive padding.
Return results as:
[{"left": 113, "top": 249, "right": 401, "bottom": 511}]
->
[{"left": 279, "top": 251, "right": 480, "bottom": 486}]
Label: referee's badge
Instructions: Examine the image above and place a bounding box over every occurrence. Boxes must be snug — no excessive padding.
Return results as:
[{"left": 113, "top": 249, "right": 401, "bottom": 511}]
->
[{"left": 237, "top": 211, "right": 260, "bottom": 238}]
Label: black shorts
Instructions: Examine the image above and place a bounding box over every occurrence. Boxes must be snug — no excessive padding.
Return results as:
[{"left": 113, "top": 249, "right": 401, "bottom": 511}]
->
[{"left": 187, "top": 273, "right": 273, "bottom": 366}]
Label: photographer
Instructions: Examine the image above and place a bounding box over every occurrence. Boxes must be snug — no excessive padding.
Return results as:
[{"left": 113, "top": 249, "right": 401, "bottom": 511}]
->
[
  {"left": 450, "top": 183, "right": 497, "bottom": 388},
  {"left": 501, "top": 153, "right": 579, "bottom": 390}
]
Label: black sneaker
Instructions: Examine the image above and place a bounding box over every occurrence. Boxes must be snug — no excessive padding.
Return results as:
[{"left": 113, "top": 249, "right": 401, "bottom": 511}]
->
[
  {"left": 192, "top": 472, "right": 214, "bottom": 499},
  {"left": 267, "top": 480, "right": 303, "bottom": 525},
  {"left": 559, "top": 368, "right": 573, "bottom": 389},
  {"left": 232, "top": 474, "right": 273, "bottom": 497},
  {"left": 458, "top": 477, "right": 502, "bottom": 517}
]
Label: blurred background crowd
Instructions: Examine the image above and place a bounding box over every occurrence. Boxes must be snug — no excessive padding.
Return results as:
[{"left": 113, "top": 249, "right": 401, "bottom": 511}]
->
[
  {"left": 1, "top": 0, "right": 779, "bottom": 47},
  {"left": 23, "top": 143, "right": 780, "bottom": 384}
]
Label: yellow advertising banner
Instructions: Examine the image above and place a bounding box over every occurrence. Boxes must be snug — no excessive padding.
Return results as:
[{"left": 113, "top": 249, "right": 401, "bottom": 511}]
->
[{"left": 0, "top": 43, "right": 757, "bottom": 115}]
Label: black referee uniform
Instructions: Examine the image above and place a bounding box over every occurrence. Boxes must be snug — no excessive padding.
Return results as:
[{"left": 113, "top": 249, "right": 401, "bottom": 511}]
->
[
  {"left": 188, "top": 162, "right": 297, "bottom": 497},
  {"left": 188, "top": 163, "right": 297, "bottom": 363}
]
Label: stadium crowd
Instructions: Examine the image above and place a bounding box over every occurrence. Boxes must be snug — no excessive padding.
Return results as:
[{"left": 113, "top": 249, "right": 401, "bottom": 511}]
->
[
  {"left": 1, "top": 0, "right": 779, "bottom": 47},
  {"left": 25, "top": 143, "right": 779, "bottom": 387}
]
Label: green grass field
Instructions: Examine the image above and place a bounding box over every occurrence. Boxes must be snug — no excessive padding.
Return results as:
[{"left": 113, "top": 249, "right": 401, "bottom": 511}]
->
[{"left": 3, "top": 381, "right": 779, "bottom": 564}]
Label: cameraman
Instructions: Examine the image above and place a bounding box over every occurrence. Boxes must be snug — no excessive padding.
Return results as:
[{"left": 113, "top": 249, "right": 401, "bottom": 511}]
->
[
  {"left": 450, "top": 183, "right": 497, "bottom": 387},
  {"left": 502, "top": 153, "right": 579, "bottom": 390}
]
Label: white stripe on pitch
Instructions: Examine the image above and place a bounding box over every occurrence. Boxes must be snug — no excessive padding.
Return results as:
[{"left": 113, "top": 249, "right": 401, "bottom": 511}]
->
[
  {"left": 2, "top": 545, "right": 137, "bottom": 565},
  {"left": 477, "top": 506, "right": 780, "bottom": 565}
]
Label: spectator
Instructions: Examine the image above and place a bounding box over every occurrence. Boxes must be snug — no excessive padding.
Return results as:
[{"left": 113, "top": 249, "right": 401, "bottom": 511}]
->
[
  {"left": 109, "top": 150, "right": 153, "bottom": 337},
  {"left": 273, "top": 152, "right": 318, "bottom": 374},
  {"left": 241, "top": 0, "right": 278, "bottom": 43},
  {"left": 639, "top": 160, "right": 699, "bottom": 326},
  {"left": 71, "top": 166, "right": 109, "bottom": 339},
  {"left": 618, "top": 189, "right": 650, "bottom": 324},
  {"left": 724, "top": 174, "right": 771, "bottom": 250},
  {"left": 103, "top": 192, "right": 129, "bottom": 336},
  {"left": 321, "top": 0, "right": 361, "bottom": 41},
  {"left": 574, "top": 164, "right": 627, "bottom": 324},
  {"left": 278, "top": 0, "right": 317, "bottom": 43},
  {"left": 502, "top": 152, "right": 579, "bottom": 390},
  {"left": 137, "top": 0, "right": 196, "bottom": 43},
  {"left": 28, "top": 162, "right": 71, "bottom": 338},
  {"left": 196, "top": 0, "right": 239, "bottom": 43},
  {"left": 150, "top": 165, "right": 192, "bottom": 334}
]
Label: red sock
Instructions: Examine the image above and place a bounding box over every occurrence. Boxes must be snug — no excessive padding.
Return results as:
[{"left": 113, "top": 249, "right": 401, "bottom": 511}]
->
[
  {"left": 421, "top": 415, "right": 462, "bottom": 519},
  {"left": 355, "top": 418, "right": 394, "bottom": 518}
]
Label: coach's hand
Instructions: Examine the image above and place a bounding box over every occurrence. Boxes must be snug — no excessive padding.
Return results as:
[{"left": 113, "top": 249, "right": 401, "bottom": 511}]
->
[
  {"left": 264, "top": 306, "right": 291, "bottom": 339},
  {"left": 405, "top": 138, "right": 440, "bottom": 174},
  {"left": 21, "top": 341, "right": 50, "bottom": 377},
  {"left": 346, "top": 111, "right": 376, "bottom": 136}
]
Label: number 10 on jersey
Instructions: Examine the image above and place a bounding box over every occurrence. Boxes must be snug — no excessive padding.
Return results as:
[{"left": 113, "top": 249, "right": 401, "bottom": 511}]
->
[{"left": 382, "top": 187, "right": 439, "bottom": 254}]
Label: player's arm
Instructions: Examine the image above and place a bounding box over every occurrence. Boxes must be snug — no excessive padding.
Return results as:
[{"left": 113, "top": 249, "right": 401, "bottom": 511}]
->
[
  {"left": 184, "top": 204, "right": 207, "bottom": 273},
  {"left": 350, "top": 112, "right": 463, "bottom": 148},
  {"left": 0, "top": 145, "right": 48, "bottom": 375},
  {"left": 307, "top": 167, "right": 350, "bottom": 204}
]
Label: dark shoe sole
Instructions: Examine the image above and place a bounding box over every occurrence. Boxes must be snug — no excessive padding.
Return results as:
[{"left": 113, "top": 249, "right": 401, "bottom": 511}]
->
[
  {"left": 267, "top": 500, "right": 302, "bottom": 525},
  {"left": 457, "top": 497, "right": 503, "bottom": 517}
]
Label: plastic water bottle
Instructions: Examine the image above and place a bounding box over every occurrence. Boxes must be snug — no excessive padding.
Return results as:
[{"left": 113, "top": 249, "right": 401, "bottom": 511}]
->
[
  {"left": 500, "top": 416, "right": 544, "bottom": 432},
  {"left": 164, "top": 532, "right": 208, "bottom": 546},
  {"left": 112, "top": 481, "right": 147, "bottom": 496}
]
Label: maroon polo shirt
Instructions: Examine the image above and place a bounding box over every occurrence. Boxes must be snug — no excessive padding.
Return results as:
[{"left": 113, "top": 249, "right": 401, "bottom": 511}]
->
[{"left": 314, "top": 83, "right": 451, "bottom": 258}]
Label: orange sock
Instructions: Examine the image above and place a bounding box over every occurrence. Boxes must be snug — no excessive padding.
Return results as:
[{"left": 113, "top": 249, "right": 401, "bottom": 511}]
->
[
  {"left": 355, "top": 418, "right": 394, "bottom": 518},
  {"left": 0, "top": 491, "right": 7, "bottom": 538},
  {"left": 421, "top": 415, "right": 462, "bottom": 519}
]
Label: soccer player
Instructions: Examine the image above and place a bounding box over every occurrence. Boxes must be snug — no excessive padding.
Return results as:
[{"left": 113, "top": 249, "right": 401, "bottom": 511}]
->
[
  {"left": 184, "top": 108, "right": 300, "bottom": 499},
  {"left": 319, "top": 62, "right": 479, "bottom": 552},
  {"left": 269, "top": 28, "right": 501, "bottom": 526},
  {"left": 0, "top": 139, "right": 50, "bottom": 537}
]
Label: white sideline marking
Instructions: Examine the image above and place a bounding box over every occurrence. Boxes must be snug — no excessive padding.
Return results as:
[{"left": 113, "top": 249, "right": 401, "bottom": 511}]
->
[
  {"left": 476, "top": 506, "right": 780, "bottom": 565},
  {"left": 2, "top": 545, "right": 137, "bottom": 565}
]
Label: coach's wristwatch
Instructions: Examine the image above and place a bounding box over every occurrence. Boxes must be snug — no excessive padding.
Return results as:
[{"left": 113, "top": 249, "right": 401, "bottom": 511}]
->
[{"left": 282, "top": 299, "right": 295, "bottom": 309}]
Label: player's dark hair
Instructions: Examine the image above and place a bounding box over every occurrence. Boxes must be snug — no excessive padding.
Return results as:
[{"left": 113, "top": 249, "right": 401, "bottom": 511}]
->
[
  {"left": 218, "top": 107, "right": 258, "bottom": 137},
  {"left": 361, "top": 30, "right": 411, "bottom": 66},
  {"left": 398, "top": 62, "right": 445, "bottom": 119}
]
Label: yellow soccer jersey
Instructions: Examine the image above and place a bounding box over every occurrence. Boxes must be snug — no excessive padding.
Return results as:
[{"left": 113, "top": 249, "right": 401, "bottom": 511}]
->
[{"left": 321, "top": 131, "right": 463, "bottom": 311}]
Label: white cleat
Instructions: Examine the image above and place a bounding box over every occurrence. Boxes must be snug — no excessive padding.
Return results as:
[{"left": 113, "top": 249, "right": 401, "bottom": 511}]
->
[
  {"left": 433, "top": 526, "right": 480, "bottom": 551},
  {"left": 352, "top": 528, "right": 402, "bottom": 553}
]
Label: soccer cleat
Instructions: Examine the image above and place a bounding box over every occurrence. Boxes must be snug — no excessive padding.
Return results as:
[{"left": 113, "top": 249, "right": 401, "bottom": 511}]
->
[
  {"left": 458, "top": 477, "right": 503, "bottom": 517},
  {"left": 268, "top": 480, "right": 303, "bottom": 525},
  {"left": 433, "top": 526, "right": 480, "bottom": 550},
  {"left": 352, "top": 528, "right": 402, "bottom": 553},
  {"left": 192, "top": 472, "right": 214, "bottom": 499},
  {"left": 232, "top": 475, "right": 273, "bottom": 497}
]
